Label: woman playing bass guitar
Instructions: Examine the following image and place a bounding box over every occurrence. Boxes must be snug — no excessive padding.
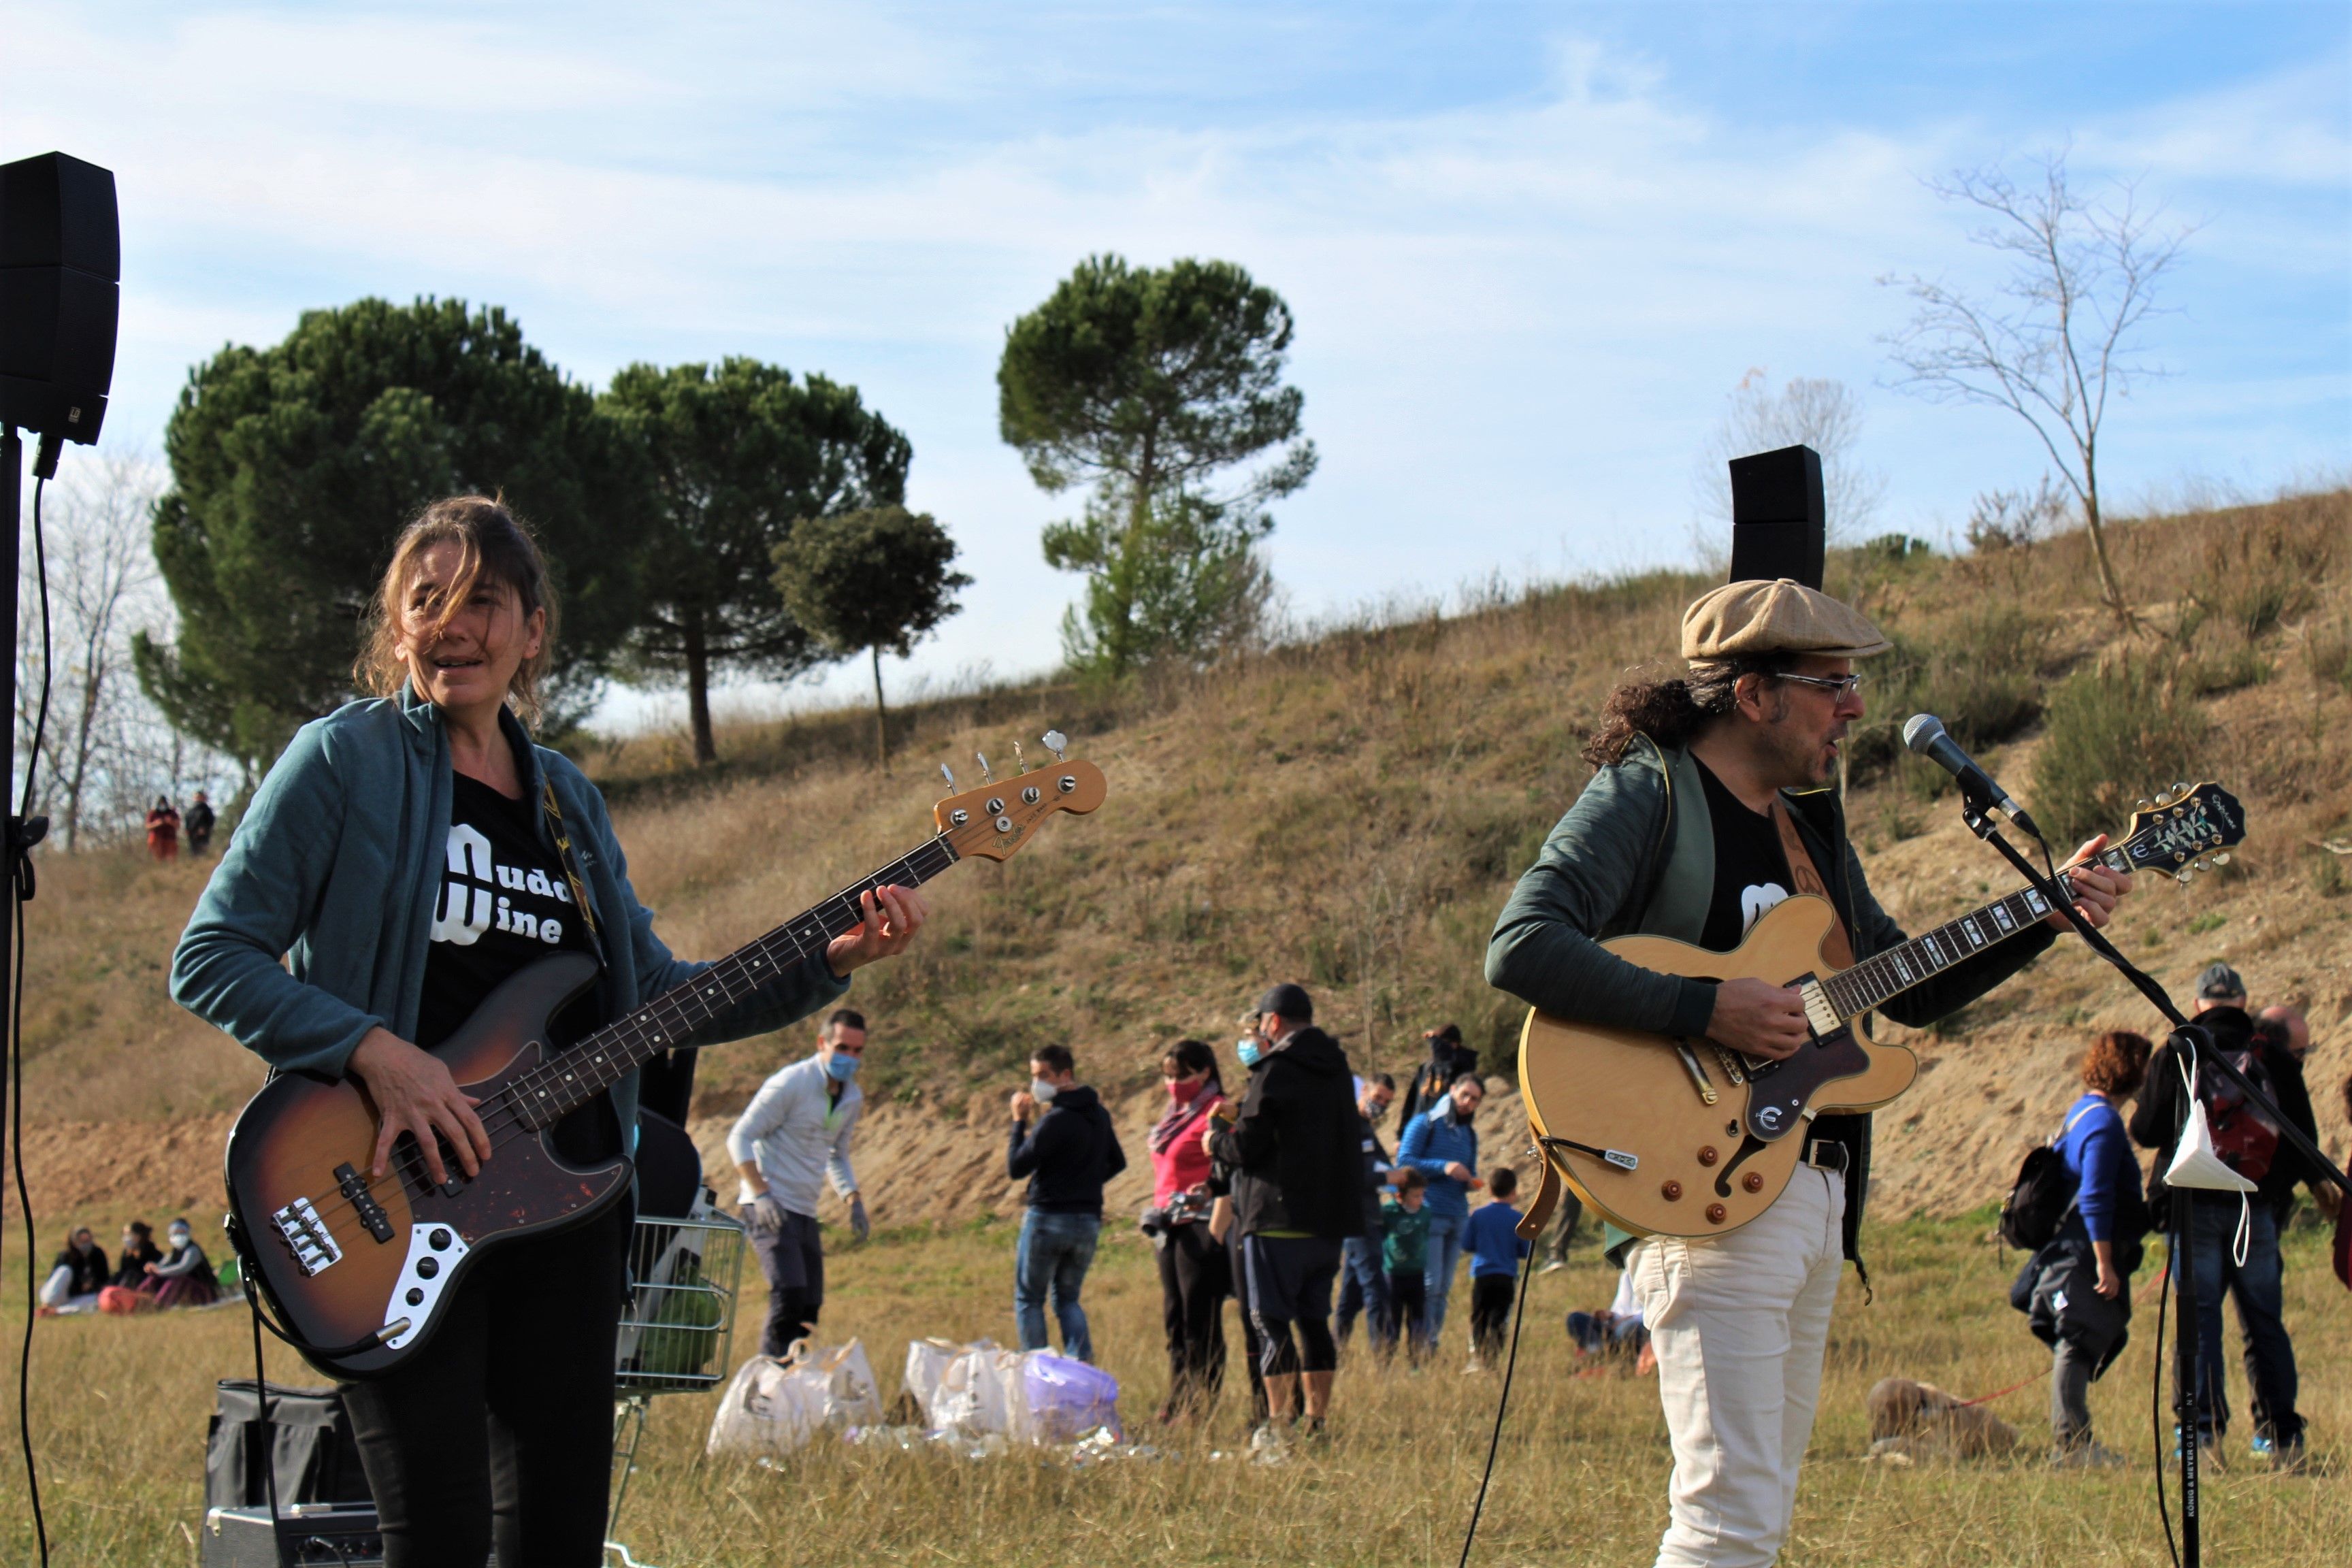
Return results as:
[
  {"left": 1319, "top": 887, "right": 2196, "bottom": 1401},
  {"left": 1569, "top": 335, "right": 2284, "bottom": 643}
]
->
[{"left": 172, "top": 496, "right": 927, "bottom": 1568}]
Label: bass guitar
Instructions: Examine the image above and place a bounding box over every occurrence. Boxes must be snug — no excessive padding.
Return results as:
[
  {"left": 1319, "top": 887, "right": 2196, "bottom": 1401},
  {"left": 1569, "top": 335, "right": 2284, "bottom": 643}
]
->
[
  {"left": 1518, "top": 782, "right": 2244, "bottom": 1240},
  {"left": 227, "top": 753, "right": 1106, "bottom": 1377}
]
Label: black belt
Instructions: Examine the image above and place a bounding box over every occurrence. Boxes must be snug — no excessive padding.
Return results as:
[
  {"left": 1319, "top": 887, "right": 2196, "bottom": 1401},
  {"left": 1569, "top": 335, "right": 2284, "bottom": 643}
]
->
[{"left": 1802, "top": 1139, "right": 1849, "bottom": 1175}]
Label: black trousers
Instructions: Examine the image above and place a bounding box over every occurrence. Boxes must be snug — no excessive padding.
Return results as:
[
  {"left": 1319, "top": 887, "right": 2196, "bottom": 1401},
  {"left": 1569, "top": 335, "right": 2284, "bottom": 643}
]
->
[
  {"left": 1384, "top": 1268, "right": 1430, "bottom": 1357},
  {"left": 750, "top": 1209, "right": 826, "bottom": 1358},
  {"left": 340, "top": 1200, "right": 630, "bottom": 1568},
  {"left": 1156, "top": 1220, "right": 1228, "bottom": 1418},
  {"left": 1469, "top": 1274, "right": 1515, "bottom": 1359}
]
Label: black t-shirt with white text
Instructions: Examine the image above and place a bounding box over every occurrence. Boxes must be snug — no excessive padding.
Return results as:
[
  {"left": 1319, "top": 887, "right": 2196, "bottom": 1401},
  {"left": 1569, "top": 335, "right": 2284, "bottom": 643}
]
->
[
  {"left": 1695, "top": 757, "right": 1795, "bottom": 954},
  {"left": 421, "top": 770, "right": 616, "bottom": 1162}
]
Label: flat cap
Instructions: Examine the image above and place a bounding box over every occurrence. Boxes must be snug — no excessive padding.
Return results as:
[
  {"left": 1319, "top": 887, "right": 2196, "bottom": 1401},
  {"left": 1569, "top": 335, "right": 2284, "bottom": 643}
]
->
[{"left": 1682, "top": 578, "right": 1892, "bottom": 662}]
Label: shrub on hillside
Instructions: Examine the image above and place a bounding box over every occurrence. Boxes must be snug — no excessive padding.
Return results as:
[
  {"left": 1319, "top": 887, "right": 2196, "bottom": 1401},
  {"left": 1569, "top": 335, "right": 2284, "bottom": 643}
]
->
[
  {"left": 2031, "top": 657, "right": 2212, "bottom": 847},
  {"left": 1845, "top": 604, "right": 2051, "bottom": 780}
]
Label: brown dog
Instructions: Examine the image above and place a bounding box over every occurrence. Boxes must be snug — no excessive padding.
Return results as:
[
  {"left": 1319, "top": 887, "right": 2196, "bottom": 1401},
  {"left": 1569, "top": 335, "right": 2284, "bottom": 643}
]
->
[{"left": 1865, "top": 1376, "right": 2021, "bottom": 1462}]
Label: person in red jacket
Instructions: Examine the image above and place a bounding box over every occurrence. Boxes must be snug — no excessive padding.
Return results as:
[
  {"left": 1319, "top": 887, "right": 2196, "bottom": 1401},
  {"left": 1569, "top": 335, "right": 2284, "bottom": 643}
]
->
[{"left": 1145, "top": 1038, "right": 1228, "bottom": 1421}]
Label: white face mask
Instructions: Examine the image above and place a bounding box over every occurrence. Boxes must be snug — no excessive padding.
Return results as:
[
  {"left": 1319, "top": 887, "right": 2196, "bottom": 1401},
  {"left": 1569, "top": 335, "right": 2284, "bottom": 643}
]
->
[{"left": 1030, "top": 1077, "right": 1060, "bottom": 1103}]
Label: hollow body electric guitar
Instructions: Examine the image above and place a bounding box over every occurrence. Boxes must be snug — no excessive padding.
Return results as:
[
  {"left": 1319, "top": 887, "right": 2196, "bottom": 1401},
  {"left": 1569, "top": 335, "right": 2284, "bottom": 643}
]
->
[
  {"left": 1519, "top": 783, "right": 2244, "bottom": 1241},
  {"left": 227, "top": 755, "right": 1107, "bottom": 1377}
]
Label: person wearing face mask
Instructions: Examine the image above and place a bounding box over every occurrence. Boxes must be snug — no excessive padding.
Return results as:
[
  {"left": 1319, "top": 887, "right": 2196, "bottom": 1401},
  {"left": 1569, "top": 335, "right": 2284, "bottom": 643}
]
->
[
  {"left": 728, "top": 1008, "right": 875, "bottom": 1357},
  {"left": 1396, "top": 1073, "right": 1488, "bottom": 1347},
  {"left": 1145, "top": 1038, "right": 1229, "bottom": 1420},
  {"left": 1008, "top": 1044, "right": 1128, "bottom": 1362},
  {"left": 1209, "top": 982, "right": 1361, "bottom": 1446},
  {"left": 145, "top": 1218, "right": 220, "bottom": 1309}
]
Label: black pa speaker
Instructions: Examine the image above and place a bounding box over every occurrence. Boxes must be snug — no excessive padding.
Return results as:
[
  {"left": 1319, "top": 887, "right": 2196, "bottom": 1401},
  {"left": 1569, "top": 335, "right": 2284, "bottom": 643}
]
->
[
  {"left": 0, "top": 151, "right": 119, "bottom": 445},
  {"left": 1727, "top": 444, "right": 1824, "bottom": 590}
]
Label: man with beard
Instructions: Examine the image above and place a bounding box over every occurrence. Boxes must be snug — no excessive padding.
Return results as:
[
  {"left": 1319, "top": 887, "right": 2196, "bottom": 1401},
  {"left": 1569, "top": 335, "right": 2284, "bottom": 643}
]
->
[{"left": 1486, "top": 578, "right": 2131, "bottom": 1567}]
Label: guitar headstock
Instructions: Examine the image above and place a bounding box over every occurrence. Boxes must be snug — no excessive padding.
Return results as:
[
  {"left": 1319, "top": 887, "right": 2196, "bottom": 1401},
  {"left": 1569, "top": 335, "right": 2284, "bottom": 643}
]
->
[
  {"left": 2111, "top": 782, "right": 2247, "bottom": 884},
  {"left": 934, "top": 758, "right": 1107, "bottom": 861}
]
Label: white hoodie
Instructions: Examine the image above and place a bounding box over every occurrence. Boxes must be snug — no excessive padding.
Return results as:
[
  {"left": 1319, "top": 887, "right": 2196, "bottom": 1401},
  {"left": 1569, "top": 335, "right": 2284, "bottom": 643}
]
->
[{"left": 725, "top": 1055, "right": 862, "bottom": 1215}]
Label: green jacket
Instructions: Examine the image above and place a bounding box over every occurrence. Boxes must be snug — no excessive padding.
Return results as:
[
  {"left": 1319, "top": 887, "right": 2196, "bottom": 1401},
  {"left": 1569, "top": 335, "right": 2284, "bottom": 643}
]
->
[
  {"left": 171, "top": 689, "right": 850, "bottom": 1153},
  {"left": 1485, "top": 734, "right": 2056, "bottom": 1264},
  {"left": 1380, "top": 1194, "right": 1433, "bottom": 1275}
]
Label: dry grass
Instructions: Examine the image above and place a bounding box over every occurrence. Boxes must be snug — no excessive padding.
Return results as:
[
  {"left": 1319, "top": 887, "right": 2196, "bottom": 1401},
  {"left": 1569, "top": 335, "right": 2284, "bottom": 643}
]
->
[{"left": 2, "top": 1213, "right": 2346, "bottom": 1566}]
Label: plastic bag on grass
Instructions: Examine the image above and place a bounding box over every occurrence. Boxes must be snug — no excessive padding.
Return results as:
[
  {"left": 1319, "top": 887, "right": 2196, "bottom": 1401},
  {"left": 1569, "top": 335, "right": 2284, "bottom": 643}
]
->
[
  {"left": 1024, "top": 1353, "right": 1122, "bottom": 1443},
  {"left": 707, "top": 1340, "right": 883, "bottom": 1458}
]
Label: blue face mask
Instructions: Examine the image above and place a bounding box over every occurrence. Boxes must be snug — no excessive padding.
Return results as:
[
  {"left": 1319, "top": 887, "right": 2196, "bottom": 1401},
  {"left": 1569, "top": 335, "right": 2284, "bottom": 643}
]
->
[
  {"left": 1237, "top": 1038, "right": 1263, "bottom": 1068},
  {"left": 824, "top": 1052, "right": 860, "bottom": 1082}
]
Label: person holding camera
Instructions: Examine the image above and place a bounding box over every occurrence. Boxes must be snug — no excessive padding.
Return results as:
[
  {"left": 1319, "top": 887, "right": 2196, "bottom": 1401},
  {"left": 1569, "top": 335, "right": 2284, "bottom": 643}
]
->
[
  {"left": 1009, "top": 1044, "right": 1127, "bottom": 1363},
  {"left": 1146, "top": 1038, "right": 1229, "bottom": 1420},
  {"left": 728, "top": 1008, "right": 875, "bottom": 1357}
]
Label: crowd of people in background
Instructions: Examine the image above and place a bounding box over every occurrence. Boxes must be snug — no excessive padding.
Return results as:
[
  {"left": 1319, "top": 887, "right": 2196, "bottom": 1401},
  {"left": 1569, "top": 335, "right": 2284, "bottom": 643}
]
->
[
  {"left": 37, "top": 1217, "right": 220, "bottom": 1316},
  {"left": 2014, "top": 962, "right": 2341, "bottom": 1473}
]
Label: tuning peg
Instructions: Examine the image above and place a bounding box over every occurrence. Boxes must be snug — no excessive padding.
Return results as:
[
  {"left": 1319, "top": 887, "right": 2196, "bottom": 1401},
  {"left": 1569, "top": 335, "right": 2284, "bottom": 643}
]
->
[
  {"left": 2154, "top": 789, "right": 2172, "bottom": 807},
  {"left": 1043, "top": 729, "right": 1068, "bottom": 762},
  {"left": 940, "top": 763, "right": 958, "bottom": 790},
  {"left": 2137, "top": 798, "right": 2153, "bottom": 811},
  {"left": 2195, "top": 858, "right": 2210, "bottom": 872},
  {"left": 2174, "top": 781, "right": 2191, "bottom": 796},
  {"left": 2211, "top": 852, "right": 2231, "bottom": 866},
  {"left": 976, "top": 751, "right": 994, "bottom": 784},
  {"left": 2175, "top": 868, "right": 2195, "bottom": 884}
]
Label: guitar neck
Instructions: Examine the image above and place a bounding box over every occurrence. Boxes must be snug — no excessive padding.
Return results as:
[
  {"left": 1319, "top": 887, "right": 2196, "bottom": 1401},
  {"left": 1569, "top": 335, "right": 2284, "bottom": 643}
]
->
[
  {"left": 1816, "top": 845, "right": 2127, "bottom": 1023},
  {"left": 508, "top": 834, "right": 961, "bottom": 1131}
]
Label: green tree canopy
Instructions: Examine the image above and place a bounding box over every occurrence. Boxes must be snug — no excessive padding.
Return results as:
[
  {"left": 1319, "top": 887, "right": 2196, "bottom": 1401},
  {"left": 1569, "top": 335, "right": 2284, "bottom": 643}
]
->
[
  {"left": 998, "top": 255, "right": 1315, "bottom": 676},
  {"left": 772, "top": 505, "right": 971, "bottom": 766},
  {"left": 600, "top": 359, "right": 911, "bottom": 765},
  {"left": 136, "top": 297, "right": 641, "bottom": 772}
]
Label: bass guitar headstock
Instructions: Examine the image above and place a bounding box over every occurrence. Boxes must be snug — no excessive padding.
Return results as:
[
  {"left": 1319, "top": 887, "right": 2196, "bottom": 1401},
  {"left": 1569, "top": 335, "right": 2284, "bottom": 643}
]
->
[
  {"left": 934, "top": 738, "right": 1107, "bottom": 862},
  {"left": 2112, "top": 781, "right": 2247, "bottom": 884}
]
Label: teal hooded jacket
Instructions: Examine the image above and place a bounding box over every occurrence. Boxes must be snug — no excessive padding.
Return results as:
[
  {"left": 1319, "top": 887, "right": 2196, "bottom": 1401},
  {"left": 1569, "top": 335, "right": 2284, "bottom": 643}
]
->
[{"left": 170, "top": 689, "right": 849, "bottom": 1149}]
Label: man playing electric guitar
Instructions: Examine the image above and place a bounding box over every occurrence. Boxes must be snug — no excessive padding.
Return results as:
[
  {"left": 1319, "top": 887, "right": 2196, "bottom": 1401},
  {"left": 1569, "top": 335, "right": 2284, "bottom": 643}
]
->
[{"left": 1486, "top": 578, "right": 2131, "bottom": 1568}]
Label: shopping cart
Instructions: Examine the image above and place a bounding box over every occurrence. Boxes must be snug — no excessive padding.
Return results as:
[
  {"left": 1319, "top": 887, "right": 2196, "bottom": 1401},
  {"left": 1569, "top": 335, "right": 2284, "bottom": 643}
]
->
[{"left": 606, "top": 1207, "right": 748, "bottom": 1557}]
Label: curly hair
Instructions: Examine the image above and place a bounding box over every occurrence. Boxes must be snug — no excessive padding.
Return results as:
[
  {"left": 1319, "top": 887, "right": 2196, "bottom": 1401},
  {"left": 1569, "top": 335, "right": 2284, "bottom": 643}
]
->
[
  {"left": 2080, "top": 1030, "right": 2152, "bottom": 1097},
  {"left": 1580, "top": 653, "right": 1799, "bottom": 769}
]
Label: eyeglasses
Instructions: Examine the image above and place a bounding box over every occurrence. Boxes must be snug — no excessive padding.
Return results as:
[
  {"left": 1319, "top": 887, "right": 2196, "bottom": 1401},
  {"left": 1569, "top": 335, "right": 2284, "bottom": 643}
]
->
[{"left": 1776, "top": 672, "right": 1865, "bottom": 700}]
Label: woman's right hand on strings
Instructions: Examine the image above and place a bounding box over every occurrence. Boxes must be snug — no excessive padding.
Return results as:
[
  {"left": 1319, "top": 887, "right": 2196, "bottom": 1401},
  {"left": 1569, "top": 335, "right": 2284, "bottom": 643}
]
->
[{"left": 350, "top": 1027, "right": 491, "bottom": 1185}]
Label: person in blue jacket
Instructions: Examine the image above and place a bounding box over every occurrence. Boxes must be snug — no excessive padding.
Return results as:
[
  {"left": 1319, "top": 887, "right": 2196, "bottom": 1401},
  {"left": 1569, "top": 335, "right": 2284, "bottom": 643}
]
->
[
  {"left": 1395, "top": 1071, "right": 1485, "bottom": 1345},
  {"left": 2013, "top": 1030, "right": 2152, "bottom": 1469},
  {"left": 171, "top": 497, "right": 928, "bottom": 1568}
]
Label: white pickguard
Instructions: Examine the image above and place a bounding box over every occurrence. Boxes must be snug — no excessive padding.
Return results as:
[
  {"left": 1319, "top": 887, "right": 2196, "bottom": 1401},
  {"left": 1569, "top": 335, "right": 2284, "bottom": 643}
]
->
[{"left": 380, "top": 1220, "right": 470, "bottom": 1350}]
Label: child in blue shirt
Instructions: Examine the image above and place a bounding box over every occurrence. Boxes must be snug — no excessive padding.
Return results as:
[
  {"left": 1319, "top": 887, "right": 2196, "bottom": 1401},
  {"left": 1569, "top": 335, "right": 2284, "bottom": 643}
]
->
[{"left": 1463, "top": 1166, "right": 1531, "bottom": 1369}]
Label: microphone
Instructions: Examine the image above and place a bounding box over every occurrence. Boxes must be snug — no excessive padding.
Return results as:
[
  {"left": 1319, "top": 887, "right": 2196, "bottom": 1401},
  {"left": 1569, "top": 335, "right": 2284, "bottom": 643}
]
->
[{"left": 1902, "top": 713, "right": 2044, "bottom": 840}]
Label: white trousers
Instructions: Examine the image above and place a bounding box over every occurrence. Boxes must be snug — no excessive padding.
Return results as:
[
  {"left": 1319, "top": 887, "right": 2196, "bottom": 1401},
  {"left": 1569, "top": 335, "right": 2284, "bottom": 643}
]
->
[{"left": 1628, "top": 1167, "right": 1845, "bottom": 1568}]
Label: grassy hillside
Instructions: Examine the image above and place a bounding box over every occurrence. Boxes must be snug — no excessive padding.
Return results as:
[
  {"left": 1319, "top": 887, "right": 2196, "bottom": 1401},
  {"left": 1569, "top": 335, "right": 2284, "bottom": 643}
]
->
[{"left": 8, "top": 489, "right": 2350, "bottom": 1229}]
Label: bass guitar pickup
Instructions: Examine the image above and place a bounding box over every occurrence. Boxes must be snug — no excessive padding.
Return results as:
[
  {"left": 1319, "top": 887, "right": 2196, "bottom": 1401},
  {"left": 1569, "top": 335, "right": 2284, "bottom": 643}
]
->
[
  {"left": 333, "top": 1162, "right": 396, "bottom": 1244},
  {"left": 270, "top": 1196, "right": 342, "bottom": 1277}
]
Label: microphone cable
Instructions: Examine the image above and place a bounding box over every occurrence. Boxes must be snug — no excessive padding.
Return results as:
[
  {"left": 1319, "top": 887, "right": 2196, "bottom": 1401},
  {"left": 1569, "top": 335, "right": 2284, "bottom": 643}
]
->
[
  {"left": 4, "top": 452, "right": 56, "bottom": 1565},
  {"left": 1457, "top": 1211, "right": 1540, "bottom": 1567}
]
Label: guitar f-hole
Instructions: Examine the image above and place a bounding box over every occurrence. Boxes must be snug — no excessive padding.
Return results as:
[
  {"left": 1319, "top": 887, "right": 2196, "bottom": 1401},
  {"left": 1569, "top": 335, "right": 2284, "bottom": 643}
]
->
[{"left": 1713, "top": 1134, "right": 1769, "bottom": 1198}]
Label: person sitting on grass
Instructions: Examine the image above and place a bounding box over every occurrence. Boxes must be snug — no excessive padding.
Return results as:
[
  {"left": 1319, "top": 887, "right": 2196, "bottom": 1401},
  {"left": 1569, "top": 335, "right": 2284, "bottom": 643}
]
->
[
  {"left": 1463, "top": 1166, "right": 1531, "bottom": 1371},
  {"left": 38, "top": 1227, "right": 109, "bottom": 1313},
  {"left": 1377, "top": 1166, "right": 1434, "bottom": 1363},
  {"left": 146, "top": 1218, "right": 220, "bottom": 1309},
  {"left": 1567, "top": 1267, "right": 1655, "bottom": 1375},
  {"left": 112, "top": 1220, "right": 161, "bottom": 1289}
]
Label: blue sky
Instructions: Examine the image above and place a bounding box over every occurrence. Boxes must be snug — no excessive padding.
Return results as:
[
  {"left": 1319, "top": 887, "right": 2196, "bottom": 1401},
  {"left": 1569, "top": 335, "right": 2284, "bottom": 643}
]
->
[{"left": 5, "top": 1, "right": 2347, "bottom": 730}]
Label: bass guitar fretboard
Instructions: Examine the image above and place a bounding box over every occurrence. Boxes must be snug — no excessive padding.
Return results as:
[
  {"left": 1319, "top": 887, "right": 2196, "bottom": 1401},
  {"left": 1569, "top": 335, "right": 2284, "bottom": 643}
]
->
[{"left": 502, "top": 836, "right": 960, "bottom": 1132}]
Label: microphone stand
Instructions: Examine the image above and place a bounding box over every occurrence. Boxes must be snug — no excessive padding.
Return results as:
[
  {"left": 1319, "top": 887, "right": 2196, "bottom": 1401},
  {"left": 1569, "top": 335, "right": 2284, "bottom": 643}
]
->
[{"left": 1948, "top": 779, "right": 2349, "bottom": 1567}]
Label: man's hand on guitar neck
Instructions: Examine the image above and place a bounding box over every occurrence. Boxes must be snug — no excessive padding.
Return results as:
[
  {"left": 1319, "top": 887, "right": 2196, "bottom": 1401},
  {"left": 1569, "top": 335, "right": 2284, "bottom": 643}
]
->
[
  {"left": 350, "top": 1028, "right": 493, "bottom": 1185},
  {"left": 1708, "top": 977, "right": 1811, "bottom": 1062},
  {"left": 2045, "top": 834, "right": 2131, "bottom": 931}
]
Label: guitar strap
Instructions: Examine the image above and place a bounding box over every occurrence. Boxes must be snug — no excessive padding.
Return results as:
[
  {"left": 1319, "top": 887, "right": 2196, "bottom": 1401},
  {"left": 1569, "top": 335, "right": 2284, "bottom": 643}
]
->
[
  {"left": 540, "top": 779, "right": 609, "bottom": 971},
  {"left": 1770, "top": 797, "right": 1855, "bottom": 970}
]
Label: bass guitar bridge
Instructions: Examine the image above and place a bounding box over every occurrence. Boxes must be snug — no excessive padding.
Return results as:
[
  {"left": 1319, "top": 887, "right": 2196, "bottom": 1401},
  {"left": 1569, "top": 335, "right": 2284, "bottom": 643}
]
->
[{"left": 270, "top": 1196, "right": 342, "bottom": 1277}]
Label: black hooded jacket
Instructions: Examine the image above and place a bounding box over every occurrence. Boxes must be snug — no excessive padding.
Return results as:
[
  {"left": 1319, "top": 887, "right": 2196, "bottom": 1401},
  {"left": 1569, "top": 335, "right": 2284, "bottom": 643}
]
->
[
  {"left": 1209, "top": 1026, "right": 1362, "bottom": 1239},
  {"left": 1008, "top": 1084, "right": 1128, "bottom": 1215},
  {"left": 2129, "top": 1007, "right": 2318, "bottom": 1218}
]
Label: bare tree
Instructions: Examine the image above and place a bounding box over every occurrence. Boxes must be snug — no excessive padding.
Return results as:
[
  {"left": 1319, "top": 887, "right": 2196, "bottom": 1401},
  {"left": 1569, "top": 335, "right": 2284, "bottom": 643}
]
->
[
  {"left": 1882, "top": 150, "right": 2191, "bottom": 623},
  {"left": 15, "top": 453, "right": 225, "bottom": 848},
  {"left": 1695, "top": 372, "right": 1886, "bottom": 544}
]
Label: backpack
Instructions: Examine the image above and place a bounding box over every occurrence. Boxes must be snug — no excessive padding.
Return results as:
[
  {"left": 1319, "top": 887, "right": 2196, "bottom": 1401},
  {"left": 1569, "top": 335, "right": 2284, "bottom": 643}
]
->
[
  {"left": 2201, "top": 1043, "right": 2283, "bottom": 1184},
  {"left": 1999, "top": 1103, "right": 2099, "bottom": 1252}
]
